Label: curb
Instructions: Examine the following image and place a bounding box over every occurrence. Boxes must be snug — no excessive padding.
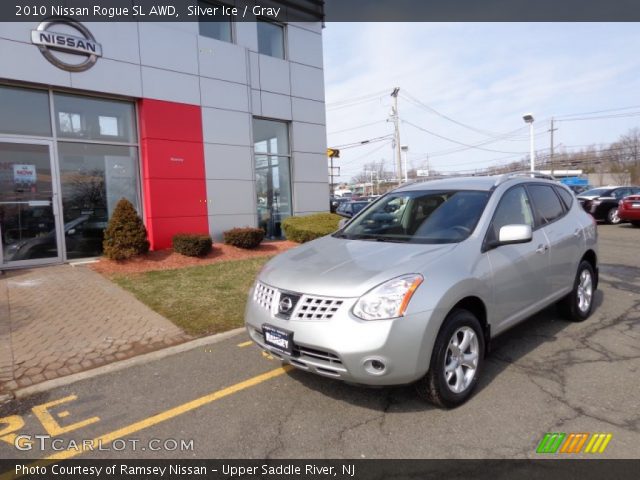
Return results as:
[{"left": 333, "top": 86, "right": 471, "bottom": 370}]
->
[{"left": 11, "top": 327, "right": 246, "bottom": 401}]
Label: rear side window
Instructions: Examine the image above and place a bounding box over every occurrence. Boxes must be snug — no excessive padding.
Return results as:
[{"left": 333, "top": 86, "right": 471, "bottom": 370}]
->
[
  {"left": 527, "top": 185, "right": 565, "bottom": 225},
  {"left": 555, "top": 186, "right": 574, "bottom": 210}
]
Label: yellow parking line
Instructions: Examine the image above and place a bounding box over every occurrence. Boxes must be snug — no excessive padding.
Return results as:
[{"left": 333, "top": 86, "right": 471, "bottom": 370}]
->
[
  {"left": 1, "top": 364, "right": 293, "bottom": 479},
  {"left": 49, "top": 365, "right": 292, "bottom": 460},
  {"left": 237, "top": 341, "right": 253, "bottom": 348}
]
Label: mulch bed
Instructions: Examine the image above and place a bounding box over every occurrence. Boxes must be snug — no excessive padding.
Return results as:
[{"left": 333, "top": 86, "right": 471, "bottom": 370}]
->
[{"left": 90, "top": 240, "right": 298, "bottom": 276}]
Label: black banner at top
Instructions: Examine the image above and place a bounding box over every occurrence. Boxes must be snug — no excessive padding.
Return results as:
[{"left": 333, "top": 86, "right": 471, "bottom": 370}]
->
[{"left": 1, "top": 0, "right": 640, "bottom": 22}]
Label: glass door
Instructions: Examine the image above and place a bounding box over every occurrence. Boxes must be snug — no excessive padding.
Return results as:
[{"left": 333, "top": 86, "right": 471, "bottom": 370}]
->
[{"left": 0, "top": 139, "right": 62, "bottom": 267}]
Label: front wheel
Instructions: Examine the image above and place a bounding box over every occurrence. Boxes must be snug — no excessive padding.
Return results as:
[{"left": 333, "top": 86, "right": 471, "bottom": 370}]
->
[
  {"left": 606, "top": 207, "right": 621, "bottom": 224},
  {"left": 558, "top": 260, "right": 596, "bottom": 322},
  {"left": 415, "top": 309, "right": 485, "bottom": 408}
]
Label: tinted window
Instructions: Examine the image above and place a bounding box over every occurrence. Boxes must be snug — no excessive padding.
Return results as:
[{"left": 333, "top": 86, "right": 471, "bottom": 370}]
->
[
  {"left": 613, "top": 188, "right": 630, "bottom": 200},
  {"left": 580, "top": 188, "right": 612, "bottom": 197},
  {"left": 528, "top": 185, "right": 565, "bottom": 225},
  {"left": 555, "top": 186, "right": 574, "bottom": 209},
  {"left": 489, "top": 186, "right": 534, "bottom": 241},
  {"left": 337, "top": 190, "right": 490, "bottom": 244}
]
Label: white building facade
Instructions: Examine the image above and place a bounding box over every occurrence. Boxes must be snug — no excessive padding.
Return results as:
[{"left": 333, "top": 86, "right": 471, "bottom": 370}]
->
[{"left": 0, "top": 5, "right": 328, "bottom": 268}]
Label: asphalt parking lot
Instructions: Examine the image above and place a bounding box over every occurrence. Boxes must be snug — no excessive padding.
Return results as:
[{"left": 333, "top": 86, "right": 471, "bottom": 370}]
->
[{"left": 1, "top": 225, "right": 639, "bottom": 460}]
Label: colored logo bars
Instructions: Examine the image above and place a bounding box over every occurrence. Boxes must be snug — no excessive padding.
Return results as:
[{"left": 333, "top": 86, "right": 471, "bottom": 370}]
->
[{"left": 536, "top": 433, "right": 612, "bottom": 454}]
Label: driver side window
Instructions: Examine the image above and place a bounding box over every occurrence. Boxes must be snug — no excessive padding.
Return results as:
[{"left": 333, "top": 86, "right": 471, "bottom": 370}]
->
[{"left": 489, "top": 186, "right": 534, "bottom": 242}]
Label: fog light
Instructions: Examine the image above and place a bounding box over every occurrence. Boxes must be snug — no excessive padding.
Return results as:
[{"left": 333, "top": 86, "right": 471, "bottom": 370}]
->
[{"left": 364, "top": 358, "right": 387, "bottom": 375}]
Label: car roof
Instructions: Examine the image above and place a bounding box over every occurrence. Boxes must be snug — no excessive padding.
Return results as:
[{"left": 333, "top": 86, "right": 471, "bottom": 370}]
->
[{"left": 394, "top": 175, "right": 560, "bottom": 193}]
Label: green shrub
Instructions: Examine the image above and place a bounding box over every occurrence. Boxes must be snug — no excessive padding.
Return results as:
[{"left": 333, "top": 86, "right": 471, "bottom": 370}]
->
[
  {"left": 103, "top": 198, "right": 150, "bottom": 260},
  {"left": 282, "top": 213, "right": 342, "bottom": 243},
  {"left": 223, "top": 227, "right": 265, "bottom": 249},
  {"left": 172, "top": 233, "right": 213, "bottom": 257}
]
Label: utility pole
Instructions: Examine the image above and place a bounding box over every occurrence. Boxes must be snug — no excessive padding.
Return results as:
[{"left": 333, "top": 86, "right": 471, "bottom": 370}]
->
[
  {"left": 549, "top": 117, "right": 558, "bottom": 168},
  {"left": 390, "top": 87, "right": 402, "bottom": 185}
]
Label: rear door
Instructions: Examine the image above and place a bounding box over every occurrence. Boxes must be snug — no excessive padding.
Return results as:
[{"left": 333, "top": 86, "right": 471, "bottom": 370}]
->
[{"left": 527, "top": 184, "right": 578, "bottom": 298}]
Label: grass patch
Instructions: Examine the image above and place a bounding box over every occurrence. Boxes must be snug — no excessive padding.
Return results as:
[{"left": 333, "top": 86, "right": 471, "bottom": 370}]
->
[{"left": 113, "top": 256, "right": 271, "bottom": 336}]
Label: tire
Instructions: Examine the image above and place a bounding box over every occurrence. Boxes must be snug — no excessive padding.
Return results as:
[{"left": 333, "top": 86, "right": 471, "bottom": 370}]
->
[
  {"left": 557, "top": 260, "right": 596, "bottom": 322},
  {"left": 606, "top": 207, "right": 621, "bottom": 225},
  {"left": 631, "top": 221, "right": 640, "bottom": 228},
  {"left": 415, "top": 309, "right": 485, "bottom": 408}
]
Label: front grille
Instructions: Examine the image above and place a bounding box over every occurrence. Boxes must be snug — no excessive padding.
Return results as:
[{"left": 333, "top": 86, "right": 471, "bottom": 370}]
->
[
  {"left": 296, "top": 345, "right": 343, "bottom": 365},
  {"left": 254, "top": 282, "right": 276, "bottom": 311},
  {"left": 252, "top": 328, "right": 343, "bottom": 367},
  {"left": 254, "top": 282, "right": 346, "bottom": 321},
  {"left": 293, "top": 296, "right": 345, "bottom": 320}
]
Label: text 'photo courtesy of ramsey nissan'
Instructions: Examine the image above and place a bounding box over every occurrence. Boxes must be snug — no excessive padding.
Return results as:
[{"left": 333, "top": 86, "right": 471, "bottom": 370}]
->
[{"left": 0, "top": 1, "right": 639, "bottom": 479}]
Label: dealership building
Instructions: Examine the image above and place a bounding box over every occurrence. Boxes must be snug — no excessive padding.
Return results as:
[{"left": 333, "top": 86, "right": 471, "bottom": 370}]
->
[{"left": 0, "top": 4, "right": 328, "bottom": 268}]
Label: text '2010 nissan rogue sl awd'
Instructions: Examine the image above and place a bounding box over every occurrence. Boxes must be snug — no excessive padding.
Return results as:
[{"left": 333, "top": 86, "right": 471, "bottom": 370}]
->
[{"left": 245, "top": 173, "right": 598, "bottom": 408}]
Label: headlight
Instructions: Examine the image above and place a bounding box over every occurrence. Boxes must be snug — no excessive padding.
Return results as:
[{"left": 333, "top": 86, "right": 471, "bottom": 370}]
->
[{"left": 353, "top": 274, "right": 423, "bottom": 320}]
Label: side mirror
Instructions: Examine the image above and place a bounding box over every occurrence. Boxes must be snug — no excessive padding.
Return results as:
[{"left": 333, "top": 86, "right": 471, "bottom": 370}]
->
[
  {"left": 498, "top": 224, "right": 532, "bottom": 245},
  {"left": 338, "top": 218, "right": 348, "bottom": 229}
]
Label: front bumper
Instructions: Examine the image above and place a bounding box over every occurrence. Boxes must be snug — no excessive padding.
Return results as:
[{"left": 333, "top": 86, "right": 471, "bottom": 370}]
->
[{"left": 244, "top": 286, "right": 437, "bottom": 386}]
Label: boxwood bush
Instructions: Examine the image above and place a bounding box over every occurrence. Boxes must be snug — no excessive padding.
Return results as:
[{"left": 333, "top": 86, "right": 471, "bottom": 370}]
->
[
  {"left": 223, "top": 227, "right": 265, "bottom": 249},
  {"left": 282, "top": 213, "right": 342, "bottom": 243},
  {"left": 103, "top": 198, "right": 150, "bottom": 260},
  {"left": 172, "top": 233, "right": 213, "bottom": 257}
]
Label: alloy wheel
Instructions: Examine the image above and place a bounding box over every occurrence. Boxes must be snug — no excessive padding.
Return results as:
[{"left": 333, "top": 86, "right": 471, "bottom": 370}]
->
[{"left": 444, "top": 326, "right": 479, "bottom": 394}]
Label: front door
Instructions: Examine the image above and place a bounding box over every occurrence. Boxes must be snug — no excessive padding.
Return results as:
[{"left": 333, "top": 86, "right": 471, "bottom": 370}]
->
[{"left": 0, "top": 139, "right": 63, "bottom": 267}]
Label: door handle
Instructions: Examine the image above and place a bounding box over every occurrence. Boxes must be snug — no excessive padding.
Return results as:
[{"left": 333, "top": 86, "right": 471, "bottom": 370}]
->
[{"left": 535, "top": 244, "right": 549, "bottom": 254}]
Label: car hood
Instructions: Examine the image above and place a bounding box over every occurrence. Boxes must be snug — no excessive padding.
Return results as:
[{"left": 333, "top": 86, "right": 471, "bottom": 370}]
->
[{"left": 259, "top": 235, "right": 458, "bottom": 298}]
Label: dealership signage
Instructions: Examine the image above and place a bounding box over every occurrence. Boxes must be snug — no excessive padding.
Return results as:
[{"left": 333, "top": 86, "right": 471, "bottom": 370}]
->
[
  {"left": 31, "top": 18, "right": 102, "bottom": 72},
  {"left": 13, "top": 164, "right": 37, "bottom": 186}
]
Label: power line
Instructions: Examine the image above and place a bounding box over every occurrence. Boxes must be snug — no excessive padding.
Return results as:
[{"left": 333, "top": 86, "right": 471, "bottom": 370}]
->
[
  {"left": 327, "top": 120, "right": 387, "bottom": 135},
  {"left": 555, "top": 104, "right": 640, "bottom": 119},
  {"left": 402, "top": 119, "right": 528, "bottom": 154},
  {"left": 332, "top": 134, "right": 394, "bottom": 150}
]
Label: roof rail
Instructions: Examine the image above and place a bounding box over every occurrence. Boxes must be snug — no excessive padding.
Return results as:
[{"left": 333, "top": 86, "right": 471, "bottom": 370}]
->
[
  {"left": 389, "top": 174, "right": 470, "bottom": 192},
  {"left": 494, "top": 170, "right": 557, "bottom": 187}
]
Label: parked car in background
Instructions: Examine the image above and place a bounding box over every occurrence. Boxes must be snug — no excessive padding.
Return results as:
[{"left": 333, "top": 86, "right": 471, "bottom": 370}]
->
[
  {"left": 330, "top": 196, "right": 349, "bottom": 213},
  {"left": 577, "top": 186, "right": 640, "bottom": 224},
  {"left": 335, "top": 200, "right": 369, "bottom": 218},
  {"left": 568, "top": 185, "right": 592, "bottom": 195},
  {"left": 246, "top": 174, "right": 598, "bottom": 408},
  {"left": 618, "top": 194, "right": 640, "bottom": 227}
]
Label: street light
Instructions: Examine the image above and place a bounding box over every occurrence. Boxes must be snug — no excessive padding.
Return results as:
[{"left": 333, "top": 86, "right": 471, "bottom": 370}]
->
[
  {"left": 522, "top": 113, "right": 535, "bottom": 172},
  {"left": 401, "top": 145, "right": 409, "bottom": 183}
]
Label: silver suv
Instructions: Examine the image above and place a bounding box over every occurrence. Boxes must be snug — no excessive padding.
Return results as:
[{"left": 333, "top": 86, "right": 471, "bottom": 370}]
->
[{"left": 245, "top": 174, "right": 598, "bottom": 408}]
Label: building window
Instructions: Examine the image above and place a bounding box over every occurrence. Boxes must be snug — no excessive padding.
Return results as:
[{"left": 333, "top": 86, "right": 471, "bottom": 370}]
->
[
  {"left": 253, "top": 119, "right": 292, "bottom": 238},
  {"left": 257, "top": 20, "right": 285, "bottom": 59},
  {"left": 53, "top": 93, "right": 139, "bottom": 259},
  {"left": 0, "top": 85, "right": 51, "bottom": 137},
  {"left": 198, "top": 1, "right": 233, "bottom": 43}
]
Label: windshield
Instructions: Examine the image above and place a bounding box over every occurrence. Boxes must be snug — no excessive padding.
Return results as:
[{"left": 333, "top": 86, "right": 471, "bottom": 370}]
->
[
  {"left": 335, "top": 190, "right": 490, "bottom": 244},
  {"left": 580, "top": 188, "right": 612, "bottom": 197}
]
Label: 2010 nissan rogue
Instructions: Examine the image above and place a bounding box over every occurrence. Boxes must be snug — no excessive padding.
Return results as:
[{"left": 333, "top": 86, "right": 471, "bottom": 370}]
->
[{"left": 245, "top": 173, "right": 598, "bottom": 408}]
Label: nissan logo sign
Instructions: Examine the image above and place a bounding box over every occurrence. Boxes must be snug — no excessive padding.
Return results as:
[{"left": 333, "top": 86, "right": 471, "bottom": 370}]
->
[
  {"left": 279, "top": 297, "right": 294, "bottom": 314},
  {"left": 31, "top": 18, "right": 102, "bottom": 72}
]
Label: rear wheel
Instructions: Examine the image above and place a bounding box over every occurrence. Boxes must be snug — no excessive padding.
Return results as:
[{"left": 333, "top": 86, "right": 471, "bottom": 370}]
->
[
  {"left": 415, "top": 309, "right": 485, "bottom": 408},
  {"left": 606, "top": 207, "right": 621, "bottom": 224},
  {"left": 558, "top": 260, "right": 595, "bottom": 322}
]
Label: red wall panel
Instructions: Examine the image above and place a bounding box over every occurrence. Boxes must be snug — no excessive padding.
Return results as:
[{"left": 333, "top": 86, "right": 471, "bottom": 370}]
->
[{"left": 138, "top": 99, "right": 209, "bottom": 250}]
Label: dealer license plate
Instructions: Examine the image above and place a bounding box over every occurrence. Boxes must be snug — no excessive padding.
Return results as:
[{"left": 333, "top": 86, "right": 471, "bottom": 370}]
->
[{"left": 262, "top": 324, "right": 294, "bottom": 355}]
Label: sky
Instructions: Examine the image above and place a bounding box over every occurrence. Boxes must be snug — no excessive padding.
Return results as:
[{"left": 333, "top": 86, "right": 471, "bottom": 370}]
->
[{"left": 322, "top": 23, "right": 640, "bottom": 182}]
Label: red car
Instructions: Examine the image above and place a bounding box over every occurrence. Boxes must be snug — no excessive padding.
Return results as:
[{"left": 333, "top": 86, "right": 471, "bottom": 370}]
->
[{"left": 618, "top": 195, "right": 640, "bottom": 227}]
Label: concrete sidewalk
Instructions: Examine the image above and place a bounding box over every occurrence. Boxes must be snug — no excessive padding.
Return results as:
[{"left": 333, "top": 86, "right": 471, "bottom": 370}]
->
[{"left": 0, "top": 264, "right": 191, "bottom": 396}]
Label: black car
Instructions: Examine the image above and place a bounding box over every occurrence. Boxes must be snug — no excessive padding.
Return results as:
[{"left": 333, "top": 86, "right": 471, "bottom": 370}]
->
[
  {"left": 336, "top": 201, "right": 369, "bottom": 218},
  {"left": 577, "top": 186, "right": 640, "bottom": 224},
  {"left": 329, "top": 196, "right": 349, "bottom": 213}
]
